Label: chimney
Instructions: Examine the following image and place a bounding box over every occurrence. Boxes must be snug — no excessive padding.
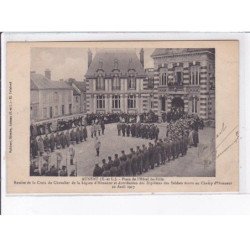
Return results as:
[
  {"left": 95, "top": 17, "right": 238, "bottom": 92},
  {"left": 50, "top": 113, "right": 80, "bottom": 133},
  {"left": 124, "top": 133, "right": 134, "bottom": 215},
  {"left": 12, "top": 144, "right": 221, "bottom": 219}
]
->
[
  {"left": 140, "top": 48, "right": 144, "bottom": 67},
  {"left": 88, "top": 49, "right": 92, "bottom": 68},
  {"left": 45, "top": 69, "right": 51, "bottom": 80}
]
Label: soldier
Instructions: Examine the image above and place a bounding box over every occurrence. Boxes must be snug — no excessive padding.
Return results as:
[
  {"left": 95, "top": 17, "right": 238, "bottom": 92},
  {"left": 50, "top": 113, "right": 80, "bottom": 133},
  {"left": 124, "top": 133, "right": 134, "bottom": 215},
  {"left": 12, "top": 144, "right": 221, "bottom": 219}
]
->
[
  {"left": 43, "top": 134, "right": 50, "bottom": 152},
  {"left": 121, "top": 123, "right": 126, "bottom": 137},
  {"left": 83, "top": 125, "right": 88, "bottom": 141},
  {"left": 49, "top": 132, "right": 55, "bottom": 152},
  {"left": 37, "top": 135, "right": 45, "bottom": 156},
  {"left": 154, "top": 142, "right": 161, "bottom": 167},
  {"left": 155, "top": 125, "right": 160, "bottom": 141},
  {"left": 142, "top": 144, "right": 148, "bottom": 172},
  {"left": 117, "top": 122, "right": 122, "bottom": 136},
  {"left": 97, "top": 122, "right": 101, "bottom": 136},
  {"left": 126, "top": 123, "right": 131, "bottom": 137},
  {"left": 120, "top": 150, "right": 127, "bottom": 162},
  {"left": 159, "top": 139, "right": 166, "bottom": 165},
  {"left": 68, "top": 142, "right": 75, "bottom": 165},
  {"left": 136, "top": 146, "right": 143, "bottom": 175},
  {"left": 93, "top": 163, "right": 103, "bottom": 177},
  {"left": 94, "top": 137, "right": 101, "bottom": 157},
  {"left": 125, "top": 154, "right": 132, "bottom": 176},
  {"left": 30, "top": 137, "right": 38, "bottom": 159},
  {"left": 70, "top": 129, "right": 76, "bottom": 144},
  {"left": 93, "top": 123, "right": 98, "bottom": 137},
  {"left": 101, "top": 120, "right": 105, "bottom": 135},
  {"left": 119, "top": 158, "right": 126, "bottom": 176},
  {"left": 59, "top": 166, "right": 68, "bottom": 176},
  {"left": 164, "top": 138, "right": 171, "bottom": 162},
  {"left": 102, "top": 159, "right": 110, "bottom": 176},
  {"left": 90, "top": 124, "right": 95, "bottom": 138},
  {"left": 65, "top": 130, "right": 70, "bottom": 147},
  {"left": 113, "top": 154, "right": 121, "bottom": 176},
  {"left": 109, "top": 156, "right": 117, "bottom": 176},
  {"left": 79, "top": 126, "right": 84, "bottom": 142},
  {"left": 130, "top": 123, "right": 135, "bottom": 137},
  {"left": 170, "top": 139, "right": 176, "bottom": 160},
  {"left": 60, "top": 131, "right": 66, "bottom": 149},
  {"left": 147, "top": 143, "right": 153, "bottom": 169},
  {"left": 75, "top": 127, "right": 80, "bottom": 144}
]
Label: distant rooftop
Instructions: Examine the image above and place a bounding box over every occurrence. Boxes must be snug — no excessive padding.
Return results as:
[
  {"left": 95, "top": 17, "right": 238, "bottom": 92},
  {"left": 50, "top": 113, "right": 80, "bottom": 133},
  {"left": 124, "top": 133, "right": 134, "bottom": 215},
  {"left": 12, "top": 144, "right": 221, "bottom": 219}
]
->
[
  {"left": 151, "top": 48, "right": 215, "bottom": 57},
  {"left": 30, "top": 73, "right": 72, "bottom": 90},
  {"left": 85, "top": 49, "right": 145, "bottom": 77}
]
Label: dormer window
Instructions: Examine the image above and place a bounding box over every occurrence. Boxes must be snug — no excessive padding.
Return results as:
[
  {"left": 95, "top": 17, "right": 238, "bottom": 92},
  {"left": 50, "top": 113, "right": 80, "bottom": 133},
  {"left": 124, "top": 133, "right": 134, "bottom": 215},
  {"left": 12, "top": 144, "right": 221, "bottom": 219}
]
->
[
  {"left": 128, "top": 75, "right": 136, "bottom": 89},
  {"left": 96, "top": 74, "right": 105, "bottom": 91},
  {"left": 98, "top": 59, "right": 103, "bottom": 69},
  {"left": 114, "top": 59, "right": 119, "bottom": 69},
  {"left": 112, "top": 74, "right": 121, "bottom": 90}
]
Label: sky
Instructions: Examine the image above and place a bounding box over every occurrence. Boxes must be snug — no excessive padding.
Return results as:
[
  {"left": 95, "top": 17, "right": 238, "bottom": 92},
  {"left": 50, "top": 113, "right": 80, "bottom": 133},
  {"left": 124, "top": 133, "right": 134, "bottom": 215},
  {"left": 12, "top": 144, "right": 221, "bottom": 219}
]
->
[{"left": 31, "top": 48, "right": 155, "bottom": 81}]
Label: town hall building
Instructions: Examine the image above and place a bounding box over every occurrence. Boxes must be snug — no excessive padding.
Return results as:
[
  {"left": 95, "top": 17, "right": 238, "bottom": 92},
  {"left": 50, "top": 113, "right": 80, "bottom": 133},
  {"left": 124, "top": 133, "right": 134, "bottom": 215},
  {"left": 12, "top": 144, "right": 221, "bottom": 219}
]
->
[
  {"left": 85, "top": 49, "right": 150, "bottom": 114},
  {"left": 149, "top": 48, "right": 215, "bottom": 120}
]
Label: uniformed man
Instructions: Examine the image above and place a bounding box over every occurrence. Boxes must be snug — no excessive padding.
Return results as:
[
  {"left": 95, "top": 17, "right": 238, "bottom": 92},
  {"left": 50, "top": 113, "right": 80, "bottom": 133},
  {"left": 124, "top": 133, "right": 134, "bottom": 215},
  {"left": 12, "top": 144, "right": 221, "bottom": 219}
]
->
[
  {"left": 121, "top": 123, "right": 126, "bottom": 137},
  {"left": 136, "top": 146, "right": 143, "bottom": 175},
  {"left": 83, "top": 125, "right": 88, "bottom": 141},
  {"left": 148, "top": 142, "right": 155, "bottom": 169},
  {"left": 126, "top": 123, "right": 131, "bottom": 137},
  {"left": 125, "top": 154, "right": 132, "bottom": 176},
  {"left": 49, "top": 132, "right": 55, "bottom": 152},
  {"left": 117, "top": 122, "right": 122, "bottom": 136},
  {"left": 142, "top": 144, "right": 149, "bottom": 172},
  {"left": 75, "top": 127, "right": 80, "bottom": 144},
  {"left": 113, "top": 154, "right": 120, "bottom": 176},
  {"left": 102, "top": 159, "right": 110, "bottom": 176},
  {"left": 93, "top": 163, "right": 103, "bottom": 176}
]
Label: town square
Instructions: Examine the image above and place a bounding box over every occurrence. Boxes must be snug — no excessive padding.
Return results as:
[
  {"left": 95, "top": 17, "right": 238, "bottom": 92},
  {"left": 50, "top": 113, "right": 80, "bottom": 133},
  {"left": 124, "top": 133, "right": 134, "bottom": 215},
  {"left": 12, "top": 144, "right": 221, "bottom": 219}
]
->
[{"left": 29, "top": 47, "right": 215, "bottom": 177}]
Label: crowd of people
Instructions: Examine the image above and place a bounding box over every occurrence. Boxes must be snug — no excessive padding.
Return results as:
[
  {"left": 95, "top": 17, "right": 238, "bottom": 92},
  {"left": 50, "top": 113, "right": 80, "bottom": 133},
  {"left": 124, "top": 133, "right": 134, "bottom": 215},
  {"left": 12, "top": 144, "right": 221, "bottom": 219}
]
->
[
  {"left": 30, "top": 109, "right": 202, "bottom": 177},
  {"left": 117, "top": 122, "right": 160, "bottom": 140},
  {"left": 30, "top": 111, "right": 159, "bottom": 138}
]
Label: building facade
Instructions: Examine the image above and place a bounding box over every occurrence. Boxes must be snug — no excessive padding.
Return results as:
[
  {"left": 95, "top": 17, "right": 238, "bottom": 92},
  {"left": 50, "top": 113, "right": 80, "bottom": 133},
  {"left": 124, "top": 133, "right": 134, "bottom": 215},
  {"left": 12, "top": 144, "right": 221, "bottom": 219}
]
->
[
  {"left": 149, "top": 48, "right": 215, "bottom": 120},
  {"left": 30, "top": 70, "right": 74, "bottom": 122},
  {"left": 85, "top": 49, "right": 152, "bottom": 114},
  {"left": 66, "top": 78, "right": 87, "bottom": 114}
]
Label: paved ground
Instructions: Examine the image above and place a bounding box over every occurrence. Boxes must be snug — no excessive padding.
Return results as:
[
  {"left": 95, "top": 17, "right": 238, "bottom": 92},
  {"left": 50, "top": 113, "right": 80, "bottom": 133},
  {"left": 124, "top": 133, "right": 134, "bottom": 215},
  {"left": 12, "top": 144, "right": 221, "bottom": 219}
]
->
[{"left": 45, "top": 123, "right": 215, "bottom": 177}]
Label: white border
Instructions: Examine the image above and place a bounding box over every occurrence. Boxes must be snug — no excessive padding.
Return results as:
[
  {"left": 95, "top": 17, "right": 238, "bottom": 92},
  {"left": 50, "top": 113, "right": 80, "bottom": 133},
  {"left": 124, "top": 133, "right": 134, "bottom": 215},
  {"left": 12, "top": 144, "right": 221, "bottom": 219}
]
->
[{"left": 1, "top": 32, "right": 249, "bottom": 214}]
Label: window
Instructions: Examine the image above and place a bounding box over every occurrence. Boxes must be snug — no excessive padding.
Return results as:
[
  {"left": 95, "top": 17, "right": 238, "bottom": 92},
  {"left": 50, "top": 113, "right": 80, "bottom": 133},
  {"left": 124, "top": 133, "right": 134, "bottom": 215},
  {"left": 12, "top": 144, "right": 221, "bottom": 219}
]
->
[
  {"left": 112, "top": 95, "right": 120, "bottom": 109},
  {"left": 54, "top": 106, "right": 58, "bottom": 116},
  {"left": 114, "top": 59, "right": 119, "bottom": 69},
  {"left": 175, "top": 71, "right": 183, "bottom": 85},
  {"left": 96, "top": 75, "right": 105, "bottom": 90},
  {"left": 128, "top": 95, "right": 136, "bottom": 109},
  {"left": 128, "top": 75, "right": 136, "bottom": 89},
  {"left": 69, "top": 104, "right": 72, "bottom": 114},
  {"left": 160, "top": 73, "right": 167, "bottom": 85},
  {"left": 148, "top": 77, "right": 154, "bottom": 89},
  {"left": 62, "top": 105, "right": 65, "bottom": 115},
  {"left": 97, "top": 95, "right": 105, "bottom": 109},
  {"left": 53, "top": 92, "right": 59, "bottom": 103},
  {"left": 192, "top": 97, "right": 198, "bottom": 113},
  {"left": 112, "top": 75, "right": 121, "bottom": 90},
  {"left": 43, "top": 107, "right": 47, "bottom": 119},
  {"left": 68, "top": 92, "right": 72, "bottom": 102},
  {"left": 49, "top": 107, "right": 53, "bottom": 118},
  {"left": 190, "top": 66, "right": 200, "bottom": 85}
]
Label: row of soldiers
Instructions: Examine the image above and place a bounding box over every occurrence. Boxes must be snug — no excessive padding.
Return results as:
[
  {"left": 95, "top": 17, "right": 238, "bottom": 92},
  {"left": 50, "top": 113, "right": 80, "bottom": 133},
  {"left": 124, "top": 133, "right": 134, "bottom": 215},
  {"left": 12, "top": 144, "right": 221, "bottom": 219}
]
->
[
  {"left": 117, "top": 123, "right": 160, "bottom": 140},
  {"left": 30, "top": 126, "right": 88, "bottom": 159},
  {"left": 30, "top": 115, "right": 85, "bottom": 137},
  {"left": 93, "top": 136, "right": 189, "bottom": 177}
]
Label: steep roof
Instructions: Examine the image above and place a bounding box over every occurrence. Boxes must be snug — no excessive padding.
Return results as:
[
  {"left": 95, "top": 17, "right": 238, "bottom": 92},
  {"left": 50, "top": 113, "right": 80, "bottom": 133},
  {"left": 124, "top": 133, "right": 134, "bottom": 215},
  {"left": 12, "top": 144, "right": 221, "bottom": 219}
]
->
[
  {"left": 85, "top": 49, "right": 145, "bottom": 78},
  {"left": 151, "top": 48, "right": 215, "bottom": 58},
  {"left": 30, "top": 73, "right": 72, "bottom": 90}
]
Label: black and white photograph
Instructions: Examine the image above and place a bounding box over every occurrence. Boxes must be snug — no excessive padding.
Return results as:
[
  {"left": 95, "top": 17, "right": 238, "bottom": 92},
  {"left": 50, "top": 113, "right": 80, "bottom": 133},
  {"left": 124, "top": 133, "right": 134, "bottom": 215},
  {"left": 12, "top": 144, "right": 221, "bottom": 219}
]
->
[{"left": 29, "top": 47, "right": 216, "bottom": 177}]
